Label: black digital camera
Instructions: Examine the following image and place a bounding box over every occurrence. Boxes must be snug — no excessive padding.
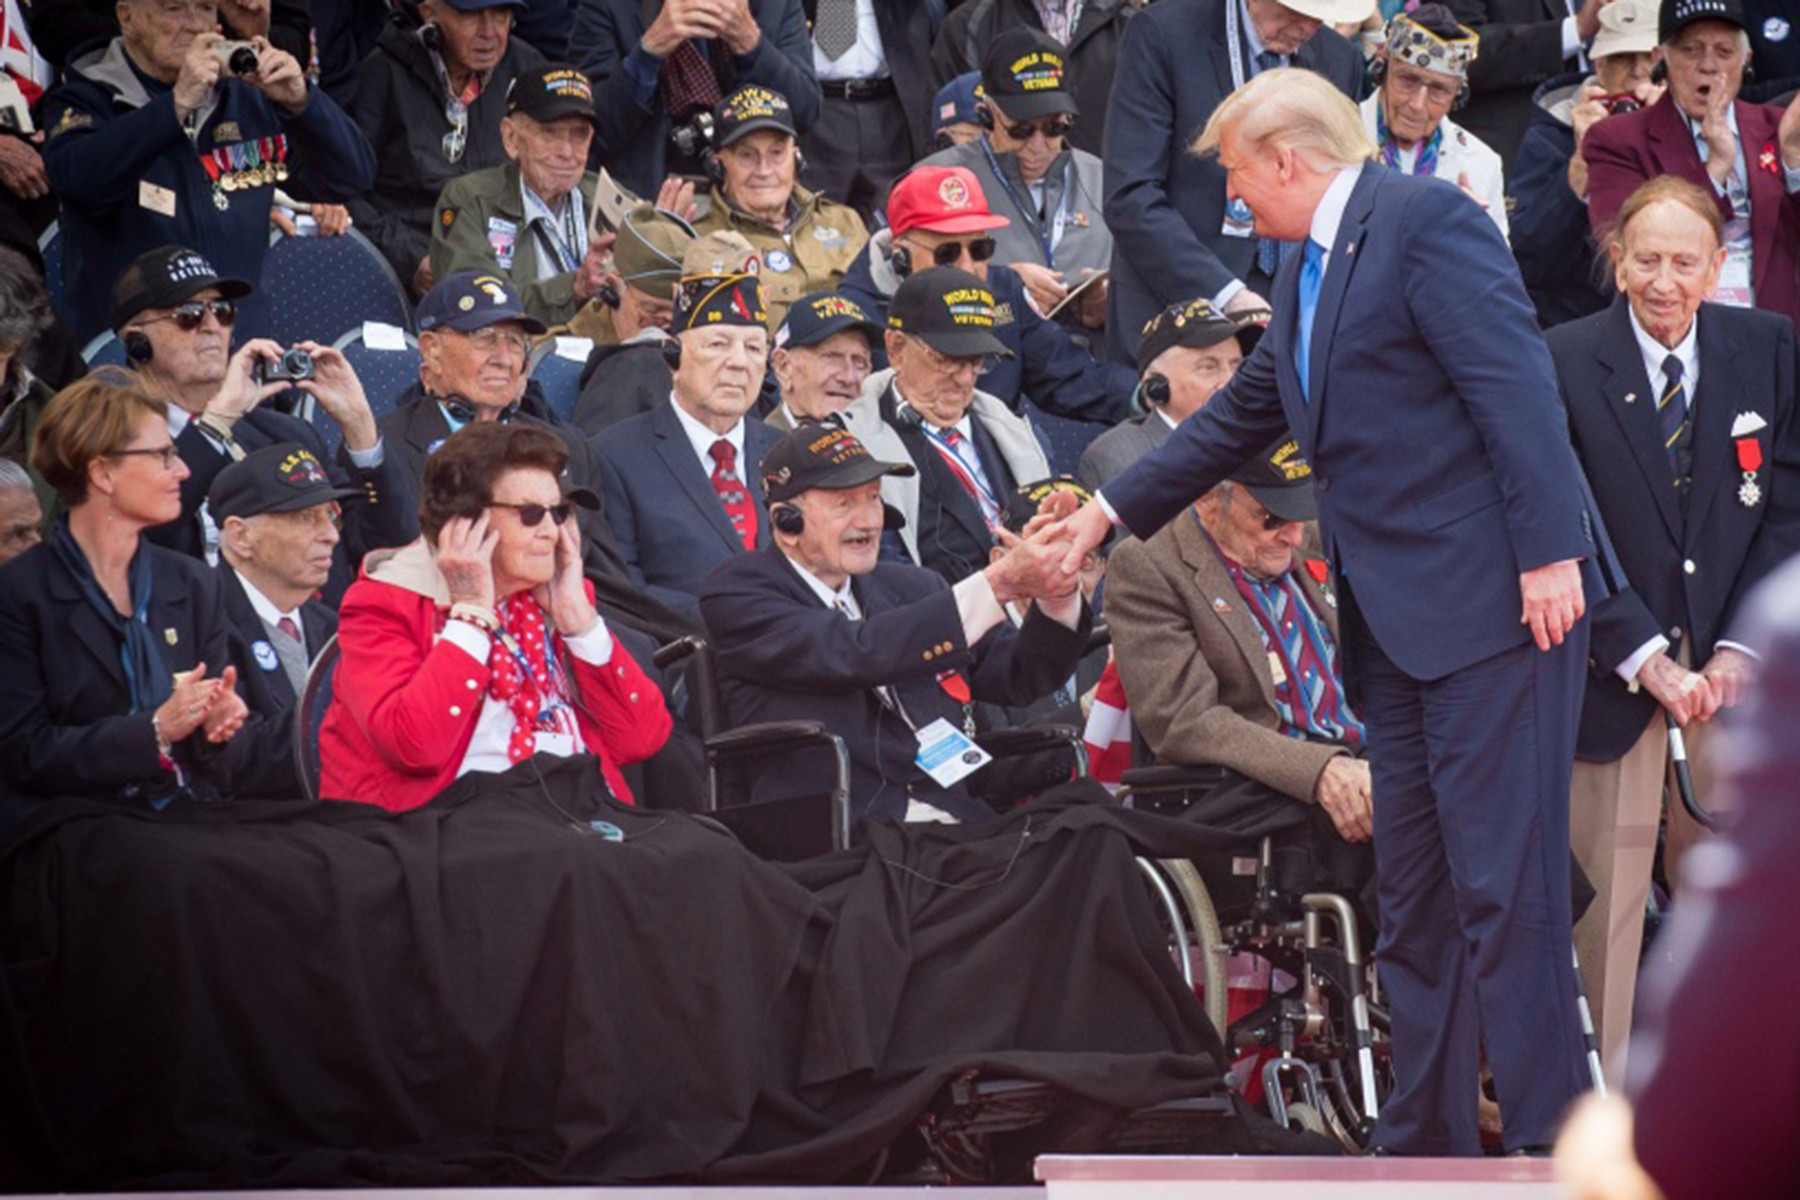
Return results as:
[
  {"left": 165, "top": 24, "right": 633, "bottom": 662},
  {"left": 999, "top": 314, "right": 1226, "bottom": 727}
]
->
[{"left": 253, "top": 348, "right": 317, "bottom": 385}]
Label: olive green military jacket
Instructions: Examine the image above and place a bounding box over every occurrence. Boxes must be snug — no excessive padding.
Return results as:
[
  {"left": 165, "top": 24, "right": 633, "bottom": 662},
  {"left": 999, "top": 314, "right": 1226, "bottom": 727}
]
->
[
  {"left": 694, "top": 185, "right": 868, "bottom": 333},
  {"left": 431, "top": 160, "right": 599, "bottom": 328}
]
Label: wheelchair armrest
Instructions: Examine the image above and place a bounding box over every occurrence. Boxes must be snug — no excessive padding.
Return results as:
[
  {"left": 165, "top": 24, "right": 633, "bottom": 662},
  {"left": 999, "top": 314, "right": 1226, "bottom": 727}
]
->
[
  {"left": 653, "top": 634, "right": 705, "bottom": 670},
  {"left": 707, "top": 720, "right": 837, "bottom": 759},
  {"left": 977, "top": 724, "right": 1090, "bottom": 778},
  {"left": 1118, "top": 763, "right": 1230, "bottom": 791}
]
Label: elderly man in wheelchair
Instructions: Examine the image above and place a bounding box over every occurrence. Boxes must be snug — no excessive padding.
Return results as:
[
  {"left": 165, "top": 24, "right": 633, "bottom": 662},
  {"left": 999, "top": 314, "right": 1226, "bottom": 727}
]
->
[{"left": 1104, "top": 436, "right": 1383, "bottom": 1147}]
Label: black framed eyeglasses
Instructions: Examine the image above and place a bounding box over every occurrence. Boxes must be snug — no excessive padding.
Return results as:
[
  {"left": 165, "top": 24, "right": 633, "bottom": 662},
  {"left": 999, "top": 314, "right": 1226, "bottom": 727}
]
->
[
  {"left": 492, "top": 501, "right": 573, "bottom": 527},
  {"left": 141, "top": 298, "right": 236, "bottom": 331},
  {"left": 929, "top": 236, "right": 997, "bottom": 266},
  {"left": 108, "top": 443, "right": 181, "bottom": 469},
  {"left": 1003, "top": 115, "right": 1074, "bottom": 142}
]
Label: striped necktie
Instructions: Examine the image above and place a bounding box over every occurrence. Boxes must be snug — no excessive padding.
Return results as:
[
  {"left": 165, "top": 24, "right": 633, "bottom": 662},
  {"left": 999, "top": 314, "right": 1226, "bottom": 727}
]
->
[
  {"left": 1659, "top": 353, "right": 1693, "bottom": 491},
  {"left": 708, "top": 438, "right": 758, "bottom": 550}
]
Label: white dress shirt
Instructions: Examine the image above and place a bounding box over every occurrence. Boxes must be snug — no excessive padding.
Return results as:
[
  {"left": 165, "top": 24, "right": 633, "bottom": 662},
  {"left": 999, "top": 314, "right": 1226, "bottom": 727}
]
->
[{"left": 670, "top": 395, "right": 747, "bottom": 477}]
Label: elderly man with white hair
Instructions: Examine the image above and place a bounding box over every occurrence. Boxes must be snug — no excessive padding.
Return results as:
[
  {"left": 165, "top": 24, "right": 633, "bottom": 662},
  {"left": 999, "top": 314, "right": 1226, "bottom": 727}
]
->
[{"left": 1054, "top": 66, "right": 1603, "bottom": 1157}]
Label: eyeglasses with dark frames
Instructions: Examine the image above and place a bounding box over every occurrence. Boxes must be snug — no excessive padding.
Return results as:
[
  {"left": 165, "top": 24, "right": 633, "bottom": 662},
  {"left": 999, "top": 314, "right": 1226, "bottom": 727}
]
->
[
  {"left": 108, "top": 443, "right": 182, "bottom": 470},
  {"left": 911, "top": 236, "right": 997, "bottom": 267},
  {"left": 491, "top": 501, "right": 574, "bottom": 527},
  {"left": 138, "top": 298, "right": 236, "bottom": 332}
]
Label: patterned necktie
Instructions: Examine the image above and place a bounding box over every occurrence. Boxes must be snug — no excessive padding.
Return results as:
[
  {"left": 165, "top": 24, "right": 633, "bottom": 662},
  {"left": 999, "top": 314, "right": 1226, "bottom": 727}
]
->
[
  {"left": 1659, "top": 353, "right": 1693, "bottom": 489},
  {"left": 1295, "top": 238, "right": 1325, "bottom": 401},
  {"left": 813, "top": 0, "right": 859, "bottom": 59},
  {"left": 659, "top": 38, "right": 723, "bottom": 119},
  {"left": 709, "top": 438, "right": 758, "bottom": 550},
  {"left": 934, "top": 426, "right": 1003, "bottom": 530}
]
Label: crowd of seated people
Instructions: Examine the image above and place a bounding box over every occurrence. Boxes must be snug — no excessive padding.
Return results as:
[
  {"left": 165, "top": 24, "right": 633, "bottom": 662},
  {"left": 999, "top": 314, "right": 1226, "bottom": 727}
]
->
[{"left": 1, "top": 0, "right": 1799, "bottom": 1187}]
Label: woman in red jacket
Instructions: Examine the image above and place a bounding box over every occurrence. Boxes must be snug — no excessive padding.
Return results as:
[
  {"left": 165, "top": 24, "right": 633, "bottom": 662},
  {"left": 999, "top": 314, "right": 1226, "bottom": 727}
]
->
[{"left": 319, "top": 422, "right": 671, "bottom": 811}]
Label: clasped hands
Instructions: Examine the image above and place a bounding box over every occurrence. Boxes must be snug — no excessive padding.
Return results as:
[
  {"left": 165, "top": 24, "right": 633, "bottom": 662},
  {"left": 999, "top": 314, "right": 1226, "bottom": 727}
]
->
[{"left": 984, "top": 489, "right": 1087, "bottom": 608}]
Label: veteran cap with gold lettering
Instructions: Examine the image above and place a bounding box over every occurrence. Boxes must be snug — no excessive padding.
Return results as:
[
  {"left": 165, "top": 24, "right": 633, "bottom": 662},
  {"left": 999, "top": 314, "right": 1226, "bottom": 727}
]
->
[
  {"left": 1227, "top": 436, "right": 1318, "bottom": 523},
  {"left": 888, "top": 266, "right": 1013, "bottom": 360},
  {"left": 980, "top": 28, "right": 1077, "bottom": 121},
  {"left": 208, "top": 442, "right": 361, "bottom": 520}
]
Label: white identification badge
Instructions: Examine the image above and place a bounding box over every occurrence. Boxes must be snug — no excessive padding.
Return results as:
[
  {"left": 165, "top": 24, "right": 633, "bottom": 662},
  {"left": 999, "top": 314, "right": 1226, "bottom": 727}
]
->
[
  {"left": 1221, "top": 197, "right": 1256, "bottom": 239},
  {"left": 138, "top": 180, "right": 177, "bottom": 217},
  {"left": 914, "top": 717, "right": 993, "bottom": 788},
  {"left": 1268, "top": 652, "right": 1289, "bottom": 688}
]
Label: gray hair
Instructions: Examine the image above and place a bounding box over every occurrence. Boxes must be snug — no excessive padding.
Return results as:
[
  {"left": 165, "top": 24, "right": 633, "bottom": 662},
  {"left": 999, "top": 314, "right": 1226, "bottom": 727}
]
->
[
  {"left": 0, "top": 247, "right": 50, "bottom": 352},
  {"left": 0, "top": 458, "right": 33, "bottom": 493}
]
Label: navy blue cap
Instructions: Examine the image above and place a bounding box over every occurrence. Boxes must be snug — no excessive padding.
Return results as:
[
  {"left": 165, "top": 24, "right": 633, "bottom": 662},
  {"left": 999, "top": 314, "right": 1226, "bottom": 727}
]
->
[
  {"left": 776, "top": 292, "right": 883, "bottom": 351},
  {"left": 931, "top": 72, "right": 983, "bottom": 137},
  {"left": 417, "top": 271, "right": 548, "bottom": 336}
]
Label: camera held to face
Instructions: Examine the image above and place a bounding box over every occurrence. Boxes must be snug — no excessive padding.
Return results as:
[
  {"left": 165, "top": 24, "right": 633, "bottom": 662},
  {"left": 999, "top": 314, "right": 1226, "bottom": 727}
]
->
[
  {"left": 252, "top": 348, "right": 317, "bottom": 386},
  {"left": 214, "top": 41, "right": 260, "bottom": 76}
]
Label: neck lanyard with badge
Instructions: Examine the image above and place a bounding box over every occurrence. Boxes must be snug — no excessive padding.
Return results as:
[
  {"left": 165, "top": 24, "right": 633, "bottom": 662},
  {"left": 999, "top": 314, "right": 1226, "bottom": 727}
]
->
[
  {"left": 1218, "top": 0, "right": 1262, "bottom": 240},
  {"left": 531, "top": 187, "right": 589, "bottom": 274},
  {"left": 978, "top": 135, "right": 1074, "bottom": 266},
  {"left": 494, "top": 622, "right": 578, "bottom": 736}
]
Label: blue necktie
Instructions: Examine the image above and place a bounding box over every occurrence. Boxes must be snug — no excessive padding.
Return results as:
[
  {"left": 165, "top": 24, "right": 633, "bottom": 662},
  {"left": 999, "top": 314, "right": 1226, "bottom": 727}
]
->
[{"left": 1295, "top": 238, "right": 1325, "bottom": 402}]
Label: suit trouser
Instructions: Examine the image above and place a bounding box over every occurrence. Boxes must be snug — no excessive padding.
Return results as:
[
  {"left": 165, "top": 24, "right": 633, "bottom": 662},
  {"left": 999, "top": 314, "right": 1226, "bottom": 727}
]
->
[
  {"left": 799, "top": 91, "right": 913, "bottom": 222},
  {"left": 1346, "top": 603, "right": 1590, "bottom": 1155},
  {"left": 1570, "top": 709, "right": 1718, "bottom": 1088}
]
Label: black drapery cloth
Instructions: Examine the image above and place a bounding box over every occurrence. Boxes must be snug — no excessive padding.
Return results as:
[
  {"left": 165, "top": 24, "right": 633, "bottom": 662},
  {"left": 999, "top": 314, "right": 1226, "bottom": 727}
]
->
[{"left": 0, "top": 761, "right": 1268, "bottom": 1188}]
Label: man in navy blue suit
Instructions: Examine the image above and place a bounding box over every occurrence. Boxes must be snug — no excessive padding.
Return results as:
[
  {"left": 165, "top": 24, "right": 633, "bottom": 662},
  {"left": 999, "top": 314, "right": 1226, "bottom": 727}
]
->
[
  {"left": 1058, "top": 69, "right": 1599, "bottom": 1155},
  {"left": 1101, "top": 0, "right": 1363, "bottom": 366},
  {"left": 594, "top": 232, "right": 781, "bottom": 621}
]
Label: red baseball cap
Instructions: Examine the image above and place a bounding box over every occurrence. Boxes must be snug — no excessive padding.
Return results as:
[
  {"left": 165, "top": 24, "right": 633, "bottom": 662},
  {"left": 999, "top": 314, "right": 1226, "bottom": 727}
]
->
[{"left": 887, "top": 166, "right": 1011, "bottom": 236}]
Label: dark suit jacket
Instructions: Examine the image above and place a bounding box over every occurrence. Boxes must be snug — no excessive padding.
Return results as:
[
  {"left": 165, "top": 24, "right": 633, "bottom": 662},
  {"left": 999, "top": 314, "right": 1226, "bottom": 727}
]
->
[
  {"left": 1102, "top": 0, "right": 1362, "bottom": 364},
  {"left": 1446, "top": 0, "right": 1579, "bottom": 169},
  {"left": 0, "top": 538, "right": 256, "bottom": 836},
  {"left": 151, "top": 404, "right": 415, "bottom": 604},
  {"left": 699, "top": 542, "right": 1090, "bottom": 826},
  {"left": 1548, "top": 299, "right": 1800, "bottom": 761},
  {"left": 570, "top": 0, "right": 821, "bottom": 195},
  {"left": 379, "top": 383, "right": 695, "bottom": 642},
  {"left": 1105, "top": 162, "right": 1596, "bottom": 682},
  {"left": 929, "top": 0, "right": 1134, "bottom": 158},
  {"left": 1077, "top": 410, "right": 1172, "bottom": 490},
  {"left": 1583, "top": 93, "right": 1800, "bottom": 332},
  {"left": 807, "top": 0, "right": 943, "bottom": 162},
  {"left": 217, "top": 562, "right": 338, "bottom": 799},
  {"left": 592, "top": 401, "right": 781, "bottom": 620}
]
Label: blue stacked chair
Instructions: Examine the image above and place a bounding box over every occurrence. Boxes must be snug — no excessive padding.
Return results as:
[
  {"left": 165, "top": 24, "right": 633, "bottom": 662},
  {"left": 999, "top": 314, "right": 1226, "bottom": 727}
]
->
[{"left": 261, "top": 229, "right": 413, "bottom": 349}]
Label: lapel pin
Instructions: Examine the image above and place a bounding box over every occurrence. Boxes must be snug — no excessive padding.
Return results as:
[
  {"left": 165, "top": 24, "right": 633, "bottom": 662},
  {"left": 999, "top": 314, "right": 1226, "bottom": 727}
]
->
[
  {"left": 1344, "top": 242, "right": 1355, "bottom": 255},
  {"left": 1211, "top": 597, "right": 1232, "bottom": 614},
  {"left": 164, "top": 628, "right": 179, "bottom": 645},
  {"left": 1624, "top": 392, "right": 1637, "bottom": 404}
]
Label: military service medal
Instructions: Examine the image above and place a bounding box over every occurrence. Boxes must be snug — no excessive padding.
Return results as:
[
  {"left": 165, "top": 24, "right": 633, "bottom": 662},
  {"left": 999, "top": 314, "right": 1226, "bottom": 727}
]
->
[{"left": 1737, "top": 436, "right": 1764, "bottom": 507}]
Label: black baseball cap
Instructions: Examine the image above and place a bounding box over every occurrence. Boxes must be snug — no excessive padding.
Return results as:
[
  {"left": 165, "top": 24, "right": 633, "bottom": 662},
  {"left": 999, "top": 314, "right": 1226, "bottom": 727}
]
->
[
  {"left": 1136, "top": 297, "right": 1266, "bottom": 373},
  {"left": 1001, "top": 475, "right": 1094, "bottom": 535},
  {"left": 507, "top": 64, "right": 597, "bottom": 125},
  {"left": 776, "top": 292, "right": 883, "bottom": 350},
  {"left": 888, "top": 266, "right": 1013, "bottom": 359},
  {"left": 417, "top": 271, "right": 548, "bottom": 335},
  {"left": 1659, "top": 0, "right": 1746, "bottom": 41},
  {"left": 980, "top": 28, "right": 1078, "bottom": 122},
  {"left": 208, "top": 442, "right": 360, "bottom": 521},
  {"left": 714, "top": 84, "right": 798, "bottom": 148},
  {"left": 112, "top": 245, "right": 252, "bottom": 332},
  {"left": 761, "top": 421, "right": 914, "bottom": 504},
  {"left": 1228, "top": 437, "right": 1318, "bottom": 523}
]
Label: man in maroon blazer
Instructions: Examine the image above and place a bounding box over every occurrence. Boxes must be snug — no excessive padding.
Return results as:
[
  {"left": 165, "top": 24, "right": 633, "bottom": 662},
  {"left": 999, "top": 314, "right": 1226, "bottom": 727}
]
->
[{"left": 1584, "top": 0, "right": 1800, "bottom": 330}]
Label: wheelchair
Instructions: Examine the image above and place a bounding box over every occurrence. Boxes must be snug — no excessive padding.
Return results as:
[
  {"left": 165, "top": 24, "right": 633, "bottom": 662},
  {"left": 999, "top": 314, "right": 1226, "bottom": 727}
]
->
[{"left": 1119, "top": 761, "right": 1387, "bottom": 1152}]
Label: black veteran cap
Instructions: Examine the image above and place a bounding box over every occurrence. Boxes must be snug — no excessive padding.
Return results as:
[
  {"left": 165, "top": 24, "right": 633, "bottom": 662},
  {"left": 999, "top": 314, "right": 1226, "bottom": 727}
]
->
[
  {"left": 980, "top": 28, "right": 1078, "bottom": 121},
  {"left": 714, "top": 84, "right": 798, "bottom": 148},
  {"left": 1001, "top": 475, "right": 1093, "bottom": 535},
  {"left": 112, "top": 245, "right": 252, "bottom": 332},
  {"left": 888, "top": 266, "right": 1013, "bottom": 359},
  {"left": 673, "top": 232, "right": 768, "bottom": 332},
  {"left": 417, "top": 271, "right": 549, "bottom": 335},
  {"left": 1136, "top": 297, "right": 1266, "bottom": 372},
  {"left": 1659, "top": 0, "right": 1746, "bottom": 42},
  {"left": 776, "top": 292, "right": 883, "bottom": 350},
  {"left": 762, "top": 421, "right": 915, "bottom": 504},
  {"left": 507, "top": 64, "right": 598, "bottom": 125},
  {"left": 1228, "top": 437, "right": 1318, "bottom": 523},
  {"left": 208, "top": 442, "right": 361, "bottom": 520}
]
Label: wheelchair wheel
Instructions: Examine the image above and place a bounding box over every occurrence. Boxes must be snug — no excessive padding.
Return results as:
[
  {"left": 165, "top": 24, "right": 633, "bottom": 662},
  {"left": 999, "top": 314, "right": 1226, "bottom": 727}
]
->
[
  {"left": 1153, "top": 857, "right": 1229, "bottom": 1040},
  {"left": 1283, "top": 1101, "right": 1328, "bottom": 1138}
]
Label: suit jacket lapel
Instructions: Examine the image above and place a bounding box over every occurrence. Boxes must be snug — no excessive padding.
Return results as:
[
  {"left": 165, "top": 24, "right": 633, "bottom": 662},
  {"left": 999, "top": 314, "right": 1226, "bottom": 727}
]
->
[
  {"left": 1305, "top": 163, "right": 1377, "bottom": 424},
  {"left": 1597, "top": 300, "right": 1683, "bottom": 543},
  {"left": 1684, "top": 308, "right": 1743, "bottom": 536},
  {"left": 49, "top": 562, "right": 131, "bottom": 683},
  {"left": 651, "top": 401, "right": 743, "bottom": 550},
  {"left": 1175, "top": 516, "right": 1277, "bottom": 709}
]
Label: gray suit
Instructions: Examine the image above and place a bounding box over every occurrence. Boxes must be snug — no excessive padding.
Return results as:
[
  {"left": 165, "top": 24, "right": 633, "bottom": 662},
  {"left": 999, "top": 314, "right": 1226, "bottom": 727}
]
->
[{"left": 1076, "top": 411, "right": 1172, "bottom": 490}]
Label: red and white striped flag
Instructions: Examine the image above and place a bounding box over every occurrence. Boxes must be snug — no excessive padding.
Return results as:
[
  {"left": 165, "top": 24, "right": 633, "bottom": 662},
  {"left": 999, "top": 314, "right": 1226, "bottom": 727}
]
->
[
  {"left": 1081, "top": 657, "right": 1133, "bottom": 792},
  {"left": 1, "top": 0, "right": 51, "bottom": 110}
]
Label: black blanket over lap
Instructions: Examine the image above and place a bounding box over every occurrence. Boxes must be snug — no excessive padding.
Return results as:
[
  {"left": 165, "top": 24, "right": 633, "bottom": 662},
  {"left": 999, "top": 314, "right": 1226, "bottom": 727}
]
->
[{"left": 0, "top": 759, "right": 1258, "bottom": 1188}]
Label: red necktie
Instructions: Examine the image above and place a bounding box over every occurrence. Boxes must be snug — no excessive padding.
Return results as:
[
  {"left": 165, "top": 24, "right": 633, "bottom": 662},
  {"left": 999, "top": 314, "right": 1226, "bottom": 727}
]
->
[
  {"left": 709, "top": 438, "right": 757, "bottom": 550},
  {"left": 276, "top": 616, "right": 301, "bottom": 645}
]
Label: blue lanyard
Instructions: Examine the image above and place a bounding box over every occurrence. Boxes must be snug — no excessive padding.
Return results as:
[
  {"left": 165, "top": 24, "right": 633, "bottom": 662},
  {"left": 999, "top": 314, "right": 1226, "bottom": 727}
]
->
[{"left": 977, "top": 136, "right": 1075, "bottom": 268}]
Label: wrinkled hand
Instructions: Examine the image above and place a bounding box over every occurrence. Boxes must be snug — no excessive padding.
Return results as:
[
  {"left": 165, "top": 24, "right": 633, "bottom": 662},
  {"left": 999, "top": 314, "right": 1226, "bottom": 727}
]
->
[
  {"left": 313, "top": 203, "right": 351, "bottom": 236},
  {"left": 0, "top": 136, "right": 49, "bottom": 200},
  {"left": 1075, "top": 275, "right": 1109, "bottom": 329},
  {"left": 293, "top": 342, "right": 378, "bottom": 450},
  {"left": 1224, "top": 288, "right": 1271, "bottom": 318},
  {"left": 246, "top": 36, "right": 307, "bottom": 113},
  {"left": 1636, "top": 651, "right": 1718, "bottom": 726},
  {"left": 539, "top": 519, "right": 600, "bottom": 636},
  {"left": 654, "top": 175, "right": 699, "bottom": 221},
  {"left": 270, "top": 205, "right": 299, "bottom": 236},
  {"left": 573, "top": 230, "right": 618, "bottom": 302},
  {"left": 714, "top": 0, "right": 763, "bottom": 55},
  {"left": 201, "top": 667, "right": 248, "bottom": 743},
  {"left": 1520, "top": 558, "right": 1585, "bottom": 651},
  {"left": 1781, "top": 87, "right": 1800, "bottom": 172},
  {"left": 174, "top": 32, "right": 225, "bottom": 120},
  {"left": 207, "top": 338, "right": 292, "bottom": 424},
  {"left": 155, "top": 661, "right": 227, "bottom": 744},
  {"left": 1046, "top": 498, "right": 1116, "bottom": 578},
  {"left": 987, "top": 535, "right": 1079, "bottom": 606},
  {"left": 436, "top": 514, "right": 499, "bottom": 609},
  {"left": 220, "top": 0, "right": 273, "bottom": 40},
  {"left": 412, "top": 254, "right": 435, "bottom": 299},
  {"left": 1314, "top": 755, "right": 1373, "bottom": 843},
  {"left": 1701, "top": 646, "right": 1756, "bottom": 708},
  {"left": 1701, "top": 81, "right": 1737, "bottom": 187},
  {"left": 1570, "top": 85, "right": 1612, "bottom": 148},
  {"left": 642, "top": 0, "right": 727, "bottom": 56},
  {"left": 1013, "top": 262, "right": 1069, "bottom": 316}
]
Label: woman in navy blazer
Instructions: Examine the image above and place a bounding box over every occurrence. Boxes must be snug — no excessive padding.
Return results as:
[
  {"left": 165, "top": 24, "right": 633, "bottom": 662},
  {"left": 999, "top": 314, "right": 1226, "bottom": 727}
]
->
[{"left": 0, "top": 375, "right": 251, "bottom": 839}]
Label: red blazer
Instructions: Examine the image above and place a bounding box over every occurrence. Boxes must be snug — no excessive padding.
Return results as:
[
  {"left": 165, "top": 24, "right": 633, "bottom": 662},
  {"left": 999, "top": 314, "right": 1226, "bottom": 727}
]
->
[
  {"left": 319, "top": 572, "right": 672, "bottom": 812},
  {"left": 1584, "top": 93, "right": 1800, "bottom": 330}
]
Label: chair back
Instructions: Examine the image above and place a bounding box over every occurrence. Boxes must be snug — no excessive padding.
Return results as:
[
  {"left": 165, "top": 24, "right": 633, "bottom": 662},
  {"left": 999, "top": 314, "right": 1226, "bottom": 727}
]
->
[
  {"left": 262, "top": 228, "right": 413, "bottom": 348},
  {"left": 528, "top": 338, "right": 592, "bottom": 425},
  {"left": 318, "top": 324, "right": 422, "bottom": 454},
  {"left": 80, "top": 331, "right": 127, "bottom": 367},
  {"left": 37, "top": 222, "right": 67, "bottom": 326},
  {"left": 294, "top": 632, "right": 341, "bottom": 802}
]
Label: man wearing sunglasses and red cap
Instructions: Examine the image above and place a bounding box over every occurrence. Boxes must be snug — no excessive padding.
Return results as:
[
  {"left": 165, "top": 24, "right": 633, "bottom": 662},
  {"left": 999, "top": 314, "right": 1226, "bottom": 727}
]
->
[
  {"left": 115, "top": 244, "right": 413, "bottom": 601},
  {"left": 840, "top": 163, "right": 1135, "bottom": 426}
]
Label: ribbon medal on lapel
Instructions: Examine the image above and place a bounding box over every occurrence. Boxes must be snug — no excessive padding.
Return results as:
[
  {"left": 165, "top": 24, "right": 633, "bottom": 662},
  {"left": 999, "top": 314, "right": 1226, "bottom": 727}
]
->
[{"left": 1733, "top": 411, "right": 1768, "bottom": 507}]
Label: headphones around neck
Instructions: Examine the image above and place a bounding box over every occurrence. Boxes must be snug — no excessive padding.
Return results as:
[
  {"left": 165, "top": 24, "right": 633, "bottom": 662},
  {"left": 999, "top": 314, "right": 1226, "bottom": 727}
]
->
[
  {"left": 441, "top": 393, "right": 519, "bottom": 426},
  {"left": 123, "top": 329, "right": 153, "bottom": 366},
  {"left": 1141, "top": 372, "right": 1170, "bottom": 407}
]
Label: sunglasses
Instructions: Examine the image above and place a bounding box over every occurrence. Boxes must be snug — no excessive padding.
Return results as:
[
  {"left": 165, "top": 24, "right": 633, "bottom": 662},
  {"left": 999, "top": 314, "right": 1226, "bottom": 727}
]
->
[
  {"left": 108, "top": 443, "right": 182, "bottom": 470},
  {"left": 492, "top": 501, "right": 573, "bottom": 527},
  {"left": 1002, "top": 115, "right": 1074, "bottom": 141},
  {"left": 1259, "top": 510, "right": 1299, "bottom": 531},
  {"left": 142, "top": 298, "right": 236, "bottom": 331},
  {"left": 918, "top": 236, "right": 997, "bottom": 266}
]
